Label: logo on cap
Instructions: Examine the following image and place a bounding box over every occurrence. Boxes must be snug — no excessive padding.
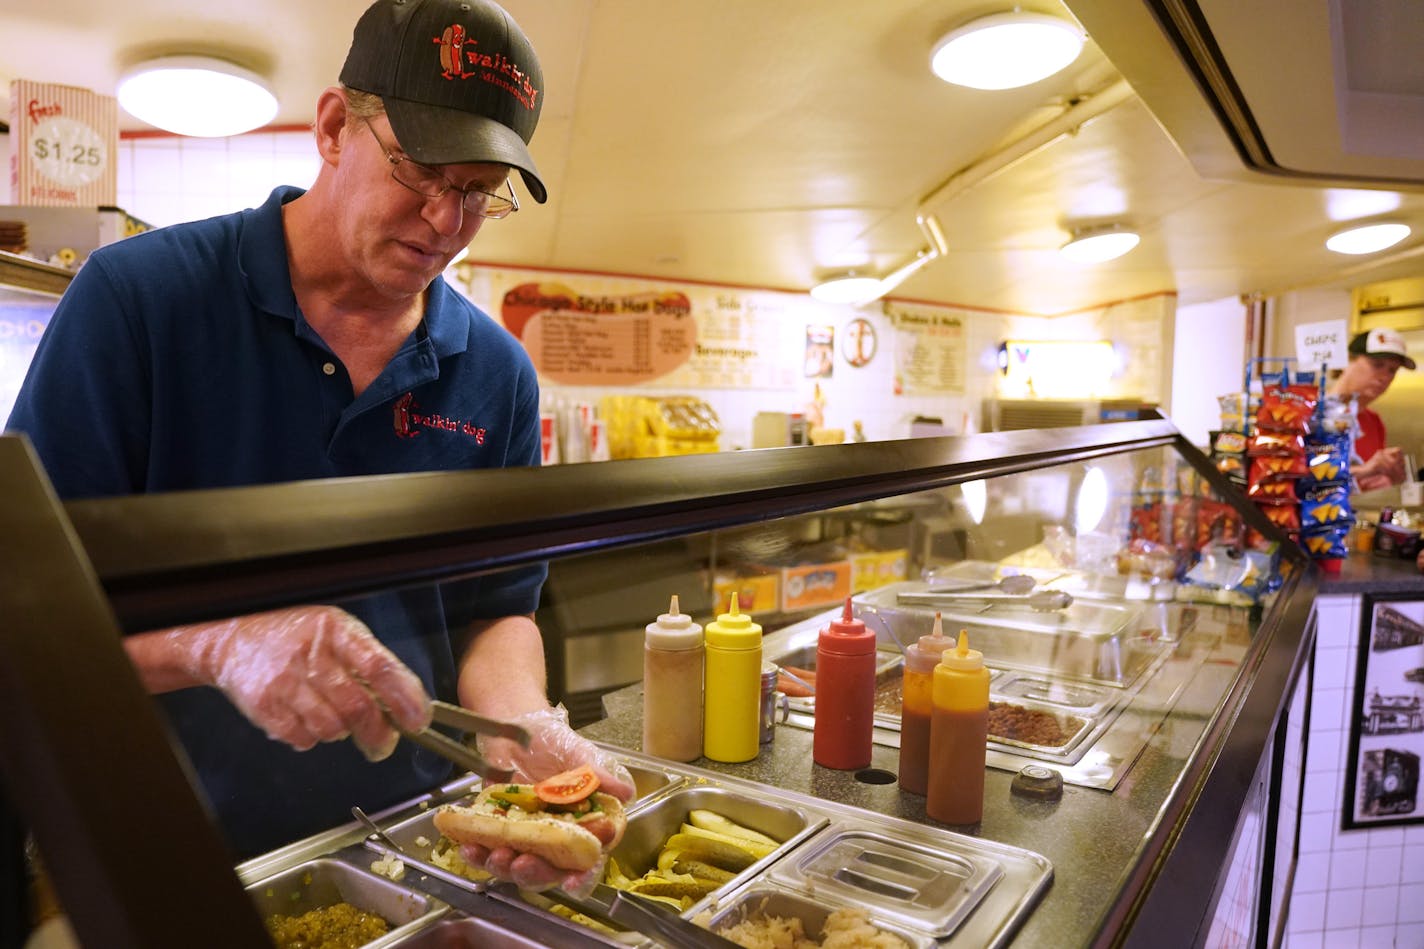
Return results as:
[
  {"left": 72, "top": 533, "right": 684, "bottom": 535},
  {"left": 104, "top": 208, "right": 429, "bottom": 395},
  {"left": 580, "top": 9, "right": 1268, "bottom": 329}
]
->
[{"left": 430, "top": 23, "right": 540, "bottom": 111}]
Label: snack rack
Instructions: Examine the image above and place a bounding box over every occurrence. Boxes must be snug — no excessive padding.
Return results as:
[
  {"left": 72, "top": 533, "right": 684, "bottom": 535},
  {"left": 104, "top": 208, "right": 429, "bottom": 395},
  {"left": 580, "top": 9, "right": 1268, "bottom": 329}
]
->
[{"left": 1215, "top": 357, "right": 1356, "bottom": 570}]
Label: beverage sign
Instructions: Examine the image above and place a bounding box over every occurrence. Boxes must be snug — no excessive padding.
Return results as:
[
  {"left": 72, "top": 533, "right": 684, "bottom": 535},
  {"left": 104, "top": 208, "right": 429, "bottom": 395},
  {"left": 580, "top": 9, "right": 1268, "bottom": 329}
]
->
[
  {"left": 10, "top": 80, "right": 117, "bottom": 207},
  {"left": 1294, "top": 319, "right": 1348, "bottom": 370}
]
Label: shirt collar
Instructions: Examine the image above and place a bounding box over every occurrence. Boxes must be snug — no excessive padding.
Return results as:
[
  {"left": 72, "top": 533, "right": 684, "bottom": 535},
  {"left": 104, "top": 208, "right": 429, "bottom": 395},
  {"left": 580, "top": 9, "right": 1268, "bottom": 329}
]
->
[{"left": 237, "top": 185, "right": 469, "bottom": 358}]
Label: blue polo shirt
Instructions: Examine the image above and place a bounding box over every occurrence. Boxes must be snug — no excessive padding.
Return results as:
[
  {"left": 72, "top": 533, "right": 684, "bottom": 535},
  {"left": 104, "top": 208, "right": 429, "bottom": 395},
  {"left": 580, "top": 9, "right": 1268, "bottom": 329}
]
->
[{"left": 7, "top": 186, "right": 547, "bottom": 857}]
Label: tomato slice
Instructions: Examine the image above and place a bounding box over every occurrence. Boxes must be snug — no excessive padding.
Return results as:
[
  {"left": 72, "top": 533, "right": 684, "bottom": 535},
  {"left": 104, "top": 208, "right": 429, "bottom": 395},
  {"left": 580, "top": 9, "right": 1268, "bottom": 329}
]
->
[{"left": 534, "top": 764, "right": 600, "bottom": 804}]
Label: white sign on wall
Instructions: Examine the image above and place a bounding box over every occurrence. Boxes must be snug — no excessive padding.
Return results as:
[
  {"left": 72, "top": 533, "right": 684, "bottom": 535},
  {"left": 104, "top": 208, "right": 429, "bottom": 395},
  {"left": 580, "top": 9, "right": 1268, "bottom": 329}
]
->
[{"left": 1294, "top": 319, "right": 1348, "bottom": 370}]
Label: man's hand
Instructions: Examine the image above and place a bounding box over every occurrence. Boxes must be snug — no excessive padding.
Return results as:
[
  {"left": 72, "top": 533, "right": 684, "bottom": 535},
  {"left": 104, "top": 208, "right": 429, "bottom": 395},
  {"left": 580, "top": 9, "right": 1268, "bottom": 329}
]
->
[
  {"left": 156, "top": 605, "right": 432, "bottom": 759},
  {"left": 458, "top": 704, "right": 635, "bottom": 892},
  {"left": 1356, "top": 447, "right": 1406, "bottom": 491}
]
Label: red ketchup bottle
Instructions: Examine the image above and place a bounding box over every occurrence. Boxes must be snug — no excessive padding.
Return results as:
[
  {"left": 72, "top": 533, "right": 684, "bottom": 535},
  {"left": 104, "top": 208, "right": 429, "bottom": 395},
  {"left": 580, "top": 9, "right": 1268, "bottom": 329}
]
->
[
  {"left": 813, "top": 597, "right": 877, "bottom": 770},
  {"left": 897, "top": 611, "right": 956, "bottom": 796}
]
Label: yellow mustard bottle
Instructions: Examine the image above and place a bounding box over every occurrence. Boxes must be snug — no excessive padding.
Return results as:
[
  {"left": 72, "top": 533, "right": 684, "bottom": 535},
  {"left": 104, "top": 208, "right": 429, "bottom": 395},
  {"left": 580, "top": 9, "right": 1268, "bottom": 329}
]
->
[
  {"left": 702, "top": 593, "right": 764, "bottom": 763},
  {"left": 926, "top": 629, "right": 990, "bottom": 825}
]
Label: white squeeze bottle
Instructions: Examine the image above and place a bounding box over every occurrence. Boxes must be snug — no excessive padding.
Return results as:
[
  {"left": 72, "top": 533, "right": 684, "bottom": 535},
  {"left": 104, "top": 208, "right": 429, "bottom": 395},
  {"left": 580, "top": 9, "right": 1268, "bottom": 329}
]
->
[{"left": 642, "top": 595, "right": 705, "bottom": 761}]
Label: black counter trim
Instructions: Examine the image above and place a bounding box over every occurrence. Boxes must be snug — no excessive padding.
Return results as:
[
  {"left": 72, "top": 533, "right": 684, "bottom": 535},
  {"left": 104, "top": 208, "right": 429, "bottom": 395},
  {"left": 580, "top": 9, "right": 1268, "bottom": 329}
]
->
[{"left": 50, "top": 421, "right": 1184, "bottom": 631}]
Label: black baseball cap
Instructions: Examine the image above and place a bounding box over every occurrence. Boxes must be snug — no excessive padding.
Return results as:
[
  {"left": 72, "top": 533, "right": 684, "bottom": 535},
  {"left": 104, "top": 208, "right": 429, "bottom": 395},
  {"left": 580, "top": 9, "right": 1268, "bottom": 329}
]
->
[
  {"left": 340, "top": 0, "right": 547, "bottom": 203},
  {"left": 1349, "top": 328, "right": 1416, "bottom": 370}
]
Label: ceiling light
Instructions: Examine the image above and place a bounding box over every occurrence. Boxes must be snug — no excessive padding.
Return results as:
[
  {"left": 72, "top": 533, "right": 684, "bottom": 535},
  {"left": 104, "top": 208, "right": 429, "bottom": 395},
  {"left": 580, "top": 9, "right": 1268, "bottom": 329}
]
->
[
  {"left": 117, "top": 56, "right": 278, "bottom": 137},
  {"left": 1060, "top": 226, "right": 1140, "bottom": 264},
  {"left": 1325, "top": 222, "right": 1411, "bottom": 255},
  {"left": 810, "top": 215, "right": 948, "bottom": 306},
  {"left": 810, "top": 273, "right": 884, "bottom": 306},
  {"left": 930, "top": 12, "right": 1085, "bottom": 90}
]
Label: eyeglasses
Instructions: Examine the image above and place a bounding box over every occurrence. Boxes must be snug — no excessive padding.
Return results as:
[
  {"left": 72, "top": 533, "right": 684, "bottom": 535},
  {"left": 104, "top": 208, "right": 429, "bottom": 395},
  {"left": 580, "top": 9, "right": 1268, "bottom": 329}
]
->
[{"left": 363, "top": 118, "right": 519, "bottom": 220}]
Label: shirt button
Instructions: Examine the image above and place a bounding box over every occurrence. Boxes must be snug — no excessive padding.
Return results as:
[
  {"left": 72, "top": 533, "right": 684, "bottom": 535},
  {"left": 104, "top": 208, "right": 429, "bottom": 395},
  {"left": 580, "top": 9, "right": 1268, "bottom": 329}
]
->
[{"left": 322, "top": 362, "right": 336, "bottom": 376}]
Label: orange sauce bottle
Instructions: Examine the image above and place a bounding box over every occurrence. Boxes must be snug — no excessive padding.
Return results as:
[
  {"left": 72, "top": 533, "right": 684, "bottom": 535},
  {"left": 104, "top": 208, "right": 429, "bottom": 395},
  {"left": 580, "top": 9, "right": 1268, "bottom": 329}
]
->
[{"left": 898, "top": 612, "right": 956, "bottom": 795}]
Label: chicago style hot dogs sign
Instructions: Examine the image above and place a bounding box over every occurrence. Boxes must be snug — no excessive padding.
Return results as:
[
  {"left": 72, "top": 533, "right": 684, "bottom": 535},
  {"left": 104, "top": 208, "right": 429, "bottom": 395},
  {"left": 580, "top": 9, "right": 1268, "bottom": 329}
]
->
[{"left": 467, "top": 269, "right": 804, "bottom": 390}]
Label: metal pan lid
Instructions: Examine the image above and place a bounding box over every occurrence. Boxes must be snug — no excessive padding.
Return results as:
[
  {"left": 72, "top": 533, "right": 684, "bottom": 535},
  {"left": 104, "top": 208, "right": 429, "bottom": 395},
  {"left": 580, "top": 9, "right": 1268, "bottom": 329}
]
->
[{"left": 766, "top": 828, "right": 1003, "bottom": 938}]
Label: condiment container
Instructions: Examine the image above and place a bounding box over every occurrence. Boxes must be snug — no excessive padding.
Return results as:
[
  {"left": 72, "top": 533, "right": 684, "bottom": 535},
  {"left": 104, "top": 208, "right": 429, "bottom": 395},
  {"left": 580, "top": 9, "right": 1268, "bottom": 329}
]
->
[
  {"left": 759, "top": 662, "right": 779, "bottom": 744},
  {"left": 813, "top": 597, "right": 876, "bottom": 770},
  {"left": 926, "top": 629, "right": 990, "bottom": 825},
  {"left": 703, "top": 593, "right": 763, "bottom": 763},
  {"left": 642, "top": 594, "right": 704, "bottom": 762},
  {"left": 897, "top": 611, "right": 956, "bottom": 795}
]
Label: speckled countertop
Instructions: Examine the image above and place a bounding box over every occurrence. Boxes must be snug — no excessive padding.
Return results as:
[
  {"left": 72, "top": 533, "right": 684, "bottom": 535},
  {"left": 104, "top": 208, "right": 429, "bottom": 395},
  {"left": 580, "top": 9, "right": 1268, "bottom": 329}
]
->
[
  {"left": 581, "top": 646, "right": 1237, "bottom": 948},
  {"left": 1321, "top": 548, "right": 1423, "bottom": 595}
]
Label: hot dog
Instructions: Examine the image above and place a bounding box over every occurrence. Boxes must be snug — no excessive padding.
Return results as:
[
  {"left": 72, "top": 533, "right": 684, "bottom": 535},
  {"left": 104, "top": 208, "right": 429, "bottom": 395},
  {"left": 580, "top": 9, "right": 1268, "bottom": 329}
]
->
[{"left": 433, "top": 775, "right": 626, "bottom": 873}]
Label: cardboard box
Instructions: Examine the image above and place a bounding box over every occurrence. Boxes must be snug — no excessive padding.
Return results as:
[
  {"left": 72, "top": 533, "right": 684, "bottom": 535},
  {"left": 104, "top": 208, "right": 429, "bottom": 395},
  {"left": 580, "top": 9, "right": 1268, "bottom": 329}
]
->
[
  {"left": 11, "top": 80, "right": 117, "bottom": 207},
  {"left": 713, "top": 573, "right": 779, "bottom": 616},
  {"left": 776, "top": 560, "right": 852, "bottom": 612},
  {"left": 850, "top": 548, "right": 909, "bottom": 592}
]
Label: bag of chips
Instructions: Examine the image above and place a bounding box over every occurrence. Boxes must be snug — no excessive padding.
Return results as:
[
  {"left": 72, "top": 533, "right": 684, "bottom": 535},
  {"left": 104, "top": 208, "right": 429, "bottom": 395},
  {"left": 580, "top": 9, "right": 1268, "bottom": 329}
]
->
[
  {"left": 1300, "top": 484, "right": 1352, "bottom": 531},
  {"left": 1255, "top": 385, "right": 1318, "bottom": 436},
  {"left": 1303, "top": 431, "right": 1351, "bottom": 486}
]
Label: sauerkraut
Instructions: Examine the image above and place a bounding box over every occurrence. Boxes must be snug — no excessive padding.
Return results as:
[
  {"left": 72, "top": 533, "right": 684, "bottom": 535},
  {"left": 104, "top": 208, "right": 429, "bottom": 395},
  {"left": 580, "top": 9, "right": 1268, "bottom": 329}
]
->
[{"left": 695, "top": 903, "right": 910, "bottom": 949}]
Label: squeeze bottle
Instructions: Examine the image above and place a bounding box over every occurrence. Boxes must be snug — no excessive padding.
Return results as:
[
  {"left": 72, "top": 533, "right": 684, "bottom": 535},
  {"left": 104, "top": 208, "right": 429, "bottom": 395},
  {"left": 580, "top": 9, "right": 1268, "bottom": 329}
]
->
[
  {"left": 702, "top": 593, "right": 764, "bottom": 763},
  {"left": 813, "top": 597, "right": 877, "bottom": 770},
  {"left": 642, "top": 594, "right": 704, "bottom": 762},
  {"left": 897, "top": 612, "right": 957, "bottom": 795},
  {"left": 926, "top": 629, "right": 990, "bottom": 825}
]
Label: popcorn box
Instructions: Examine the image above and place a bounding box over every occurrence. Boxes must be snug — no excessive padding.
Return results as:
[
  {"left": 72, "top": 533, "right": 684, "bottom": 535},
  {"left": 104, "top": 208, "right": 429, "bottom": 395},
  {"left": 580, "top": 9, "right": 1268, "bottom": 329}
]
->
[{"left": 11, "top": 80, "right": 117, "bottom": 207}]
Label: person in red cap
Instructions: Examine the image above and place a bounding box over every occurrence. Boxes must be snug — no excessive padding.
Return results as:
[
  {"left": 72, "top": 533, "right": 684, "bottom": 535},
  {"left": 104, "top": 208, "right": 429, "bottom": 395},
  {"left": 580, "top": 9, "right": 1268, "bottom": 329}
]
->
[
  {"left": 1329, "top": 328, "right": 1416, "bottom": 492},
  {"left": 8, "top": 0, "right": 629, "bottom": 894}
]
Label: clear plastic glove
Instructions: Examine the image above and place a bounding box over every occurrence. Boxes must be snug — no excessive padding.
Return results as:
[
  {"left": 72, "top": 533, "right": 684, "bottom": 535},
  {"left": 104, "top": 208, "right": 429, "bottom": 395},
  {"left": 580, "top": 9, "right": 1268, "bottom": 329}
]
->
[
  {"left": 461, "top": 704, "right": 634, "bottom": 894},
  {"left": 475, "top": 704, "right": 636, "bottom": 801},
  {"left": 167, "top": 605, "right": 432, "bottom": 760}
]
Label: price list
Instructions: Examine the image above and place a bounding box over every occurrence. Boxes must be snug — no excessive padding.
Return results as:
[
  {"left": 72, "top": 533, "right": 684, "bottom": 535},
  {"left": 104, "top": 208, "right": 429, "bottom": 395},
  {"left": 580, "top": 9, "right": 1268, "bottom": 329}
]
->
[{"left": 890, "top": 305, "right": 966, "bottom": 395}]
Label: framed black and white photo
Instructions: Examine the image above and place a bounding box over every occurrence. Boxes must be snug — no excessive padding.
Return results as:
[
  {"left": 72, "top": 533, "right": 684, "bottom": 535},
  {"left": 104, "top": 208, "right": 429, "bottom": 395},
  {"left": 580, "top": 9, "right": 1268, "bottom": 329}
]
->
[{"left": 1343, "top": 594, "right": 1424, "bottom": 829}]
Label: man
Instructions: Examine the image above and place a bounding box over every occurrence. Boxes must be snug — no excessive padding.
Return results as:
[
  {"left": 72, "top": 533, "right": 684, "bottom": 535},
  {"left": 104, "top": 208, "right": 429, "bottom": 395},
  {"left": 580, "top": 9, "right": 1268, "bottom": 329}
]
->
[
  {"left": 1329, "top": 329, "right": 1415, "bottom": 493},
  {"left": 6, "top": 0, "right": 627, "bottom": 891}
]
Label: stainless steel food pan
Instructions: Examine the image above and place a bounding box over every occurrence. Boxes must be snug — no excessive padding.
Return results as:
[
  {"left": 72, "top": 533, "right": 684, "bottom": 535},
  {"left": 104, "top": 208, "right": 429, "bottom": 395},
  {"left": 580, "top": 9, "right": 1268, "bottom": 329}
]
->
[
  {"left": 612, "top": 785, "right": 826, "bottom": 910},
  {"left": 702, "top": 884, "right": 934, "bottom": 948},
  {"left": 856, "top": 581, "right": 1160, "bottom": 686},
  {"left": 246, "top": 857, "right": 447, "bottom": 947}
]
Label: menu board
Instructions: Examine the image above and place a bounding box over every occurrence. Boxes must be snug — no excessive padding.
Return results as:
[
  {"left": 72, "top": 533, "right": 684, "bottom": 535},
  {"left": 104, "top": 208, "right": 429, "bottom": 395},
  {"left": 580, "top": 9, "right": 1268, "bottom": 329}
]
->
[
  {"left": 464, "top": 268, "right": 802, "bottom": 390},
  {"left": 887, "top": 302, "right": 967, "bottom": 395}
]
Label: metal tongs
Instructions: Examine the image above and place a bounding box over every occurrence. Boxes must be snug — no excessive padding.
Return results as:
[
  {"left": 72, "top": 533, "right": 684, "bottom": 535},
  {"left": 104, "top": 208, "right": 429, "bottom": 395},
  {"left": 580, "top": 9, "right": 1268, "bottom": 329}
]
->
[
  {"left": 395, "top": 700, "right": 532, "bottom": 783},
  {"left": 897, "top": 588, "right": 1074, "bottom": 612}
]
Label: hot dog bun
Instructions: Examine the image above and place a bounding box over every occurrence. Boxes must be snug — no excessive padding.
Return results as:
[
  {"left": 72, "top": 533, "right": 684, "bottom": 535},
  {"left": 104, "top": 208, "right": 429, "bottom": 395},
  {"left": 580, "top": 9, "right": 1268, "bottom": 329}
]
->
[{"left": 433, "top": 786, "right": 627, "bottom": 872}]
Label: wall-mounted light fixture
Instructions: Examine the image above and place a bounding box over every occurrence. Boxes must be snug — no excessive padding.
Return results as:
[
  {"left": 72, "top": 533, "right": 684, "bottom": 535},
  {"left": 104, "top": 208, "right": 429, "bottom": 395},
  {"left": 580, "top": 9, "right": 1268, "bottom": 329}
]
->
[
  {"left": 1324, "top": 221, "right": 1411, "bottom": 255},
  {"left": 117, "top": 55, "right": 278, "bottom": 137},
  {"left": 998, "top": 339, "right": 1118, "bottom": 398},
  {"left": 1059, "top": 225, "right": 1140, "bottom": 264},
  {"left": 810, "top": 214, "right": 948, "bottom": 306},
  {"left": 930, "top": 12, "right": 1085, "bottom": 90}
]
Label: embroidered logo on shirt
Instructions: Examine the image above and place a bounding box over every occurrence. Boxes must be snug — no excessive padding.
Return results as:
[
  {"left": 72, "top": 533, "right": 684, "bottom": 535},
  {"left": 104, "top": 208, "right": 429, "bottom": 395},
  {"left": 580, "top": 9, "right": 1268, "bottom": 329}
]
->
[{"left": 393, "top": 392, "right": 486, "bottom": 443}]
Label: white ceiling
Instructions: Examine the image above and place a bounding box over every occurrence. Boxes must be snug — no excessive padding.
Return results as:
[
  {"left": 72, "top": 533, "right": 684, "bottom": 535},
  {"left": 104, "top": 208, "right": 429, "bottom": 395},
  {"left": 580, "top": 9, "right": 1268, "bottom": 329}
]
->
[{"left": 2, "top": 0, "right": 1423, "bottom": 315}]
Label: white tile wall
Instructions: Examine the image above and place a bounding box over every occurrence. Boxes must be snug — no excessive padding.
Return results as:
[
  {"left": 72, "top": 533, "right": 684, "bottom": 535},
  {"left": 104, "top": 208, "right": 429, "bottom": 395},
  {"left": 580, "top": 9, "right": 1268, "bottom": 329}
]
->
[
  {"left": 1285, "top": 595, "right": 1424, "bottom": 948},
  {"left": 116, "top": 130, "right": 318, "bottom": 228}
]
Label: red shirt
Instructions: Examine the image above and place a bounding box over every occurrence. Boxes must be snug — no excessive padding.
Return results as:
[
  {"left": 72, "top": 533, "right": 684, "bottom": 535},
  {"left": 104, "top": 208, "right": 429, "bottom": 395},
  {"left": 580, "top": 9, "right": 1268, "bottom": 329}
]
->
[{"left": 1356, "top": 405, "right": 1386, "bottom": 461}]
